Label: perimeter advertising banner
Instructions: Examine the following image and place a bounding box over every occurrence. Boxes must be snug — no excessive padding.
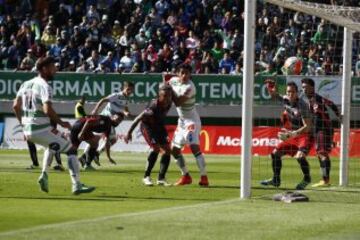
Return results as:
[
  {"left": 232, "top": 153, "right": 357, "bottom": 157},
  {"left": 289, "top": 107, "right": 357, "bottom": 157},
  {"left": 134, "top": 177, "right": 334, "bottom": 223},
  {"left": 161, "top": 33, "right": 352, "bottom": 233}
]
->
[
  {"left": 2, "top": 118, "right": 148, "bottom": 152},
  {"left": 3, "top": 118, "right": 360, "bottom": 157}
]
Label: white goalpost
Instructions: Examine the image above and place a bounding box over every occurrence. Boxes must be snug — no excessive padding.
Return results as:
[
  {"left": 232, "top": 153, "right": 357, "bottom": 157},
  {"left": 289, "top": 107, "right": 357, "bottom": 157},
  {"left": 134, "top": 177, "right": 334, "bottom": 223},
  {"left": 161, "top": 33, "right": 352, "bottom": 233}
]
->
[
  {"left": 241, "top": 0, "right": 256, "bottom": 199},
  {"left": 241, "top": 0, "right": 358, "bottom": 198}
]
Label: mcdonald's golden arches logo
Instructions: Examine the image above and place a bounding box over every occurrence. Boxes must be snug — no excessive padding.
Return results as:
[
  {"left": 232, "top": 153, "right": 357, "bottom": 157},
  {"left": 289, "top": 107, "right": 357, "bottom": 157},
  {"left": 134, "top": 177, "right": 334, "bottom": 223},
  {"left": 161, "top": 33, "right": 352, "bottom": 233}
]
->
[{"left": 200, "top": 130, "right": 210, "bottom": 152}]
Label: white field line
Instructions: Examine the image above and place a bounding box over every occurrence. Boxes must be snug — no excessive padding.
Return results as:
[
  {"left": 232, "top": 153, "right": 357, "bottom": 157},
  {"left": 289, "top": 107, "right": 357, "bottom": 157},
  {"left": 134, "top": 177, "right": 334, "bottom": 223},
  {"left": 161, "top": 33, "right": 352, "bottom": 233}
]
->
[{"left": 0, "top": 198, "right": 242, "bottom": 237}]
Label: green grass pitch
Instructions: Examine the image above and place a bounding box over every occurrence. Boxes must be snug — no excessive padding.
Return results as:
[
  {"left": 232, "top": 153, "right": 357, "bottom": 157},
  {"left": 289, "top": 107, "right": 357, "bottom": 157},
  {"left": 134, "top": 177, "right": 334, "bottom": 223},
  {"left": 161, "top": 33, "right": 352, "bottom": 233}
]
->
[{"left": 0, "top": 149, "right": 359, "bottom": 240}]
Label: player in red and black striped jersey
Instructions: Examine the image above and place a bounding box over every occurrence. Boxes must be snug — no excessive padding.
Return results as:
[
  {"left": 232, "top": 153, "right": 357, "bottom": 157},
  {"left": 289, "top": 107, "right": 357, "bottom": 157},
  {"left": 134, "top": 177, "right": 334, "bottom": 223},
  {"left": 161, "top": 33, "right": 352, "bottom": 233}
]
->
[
  {"left": 70, "top": 114, "right": 124, "bottom": 167},
  {"left": 301, "top": 78, "right": 341, "bottom": 187},
  {"left": 261, "top": 80, "right": 313, "bottom": 190},
  {"left": 124, "top": 84, "right": 173, "bottom": 186}
]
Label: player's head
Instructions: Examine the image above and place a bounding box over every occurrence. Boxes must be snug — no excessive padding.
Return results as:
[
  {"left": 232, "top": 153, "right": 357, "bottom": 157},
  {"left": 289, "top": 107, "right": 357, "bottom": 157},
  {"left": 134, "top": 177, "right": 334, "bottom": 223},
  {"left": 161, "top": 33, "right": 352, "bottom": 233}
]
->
[
  {"left": 175, "top": 63, "right": 192, "bottom": 83},
  {"left": 36, "top": 56, "right": 57, "bottom": 81},
  {"left": 301, "top": 78, "right": 315, "bottom": 97},
  {"left": 158, "top": 83, "right": 172, "bottom": 107},
  {"left": 122, "top": 81, "right": 134, "bottom": 96},
  {"left": 286, "top": 81, "right": 298, "bottom": 102},
  {"left": 111, "top": 112, "right": 124, "bottom": 126},
  {"left": 79, "top": 96, "right": 86, "bottom": 104}
]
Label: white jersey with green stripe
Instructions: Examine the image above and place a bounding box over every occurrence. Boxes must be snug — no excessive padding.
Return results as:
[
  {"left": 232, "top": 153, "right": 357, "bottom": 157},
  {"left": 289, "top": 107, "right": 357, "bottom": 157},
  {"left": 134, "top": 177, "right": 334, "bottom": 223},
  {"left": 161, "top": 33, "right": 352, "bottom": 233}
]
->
[
  {"left": 100, "top": 91, "right": 128, "bottom": 116},
  {"left": 17, "top": 76, "right": 52, "bottom": 135},
  {"left": 169, "top": 77, "right": 199, "bottom": 120}
]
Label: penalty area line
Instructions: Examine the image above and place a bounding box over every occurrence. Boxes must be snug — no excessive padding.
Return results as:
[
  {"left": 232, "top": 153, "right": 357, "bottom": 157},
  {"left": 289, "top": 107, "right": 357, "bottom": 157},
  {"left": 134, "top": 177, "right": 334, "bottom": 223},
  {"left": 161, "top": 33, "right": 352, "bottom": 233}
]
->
[{"left": 0, "top": 198, "right": 242, "bottom": 237}]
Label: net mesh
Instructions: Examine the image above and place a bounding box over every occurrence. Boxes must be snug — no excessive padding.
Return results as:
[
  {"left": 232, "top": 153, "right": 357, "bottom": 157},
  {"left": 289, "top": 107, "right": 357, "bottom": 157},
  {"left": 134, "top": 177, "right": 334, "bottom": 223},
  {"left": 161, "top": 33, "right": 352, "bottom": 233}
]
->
[
  {"left": 253, "top": 0, "right": 360, "bottom": 190},
  {"left": 265, "top": 0, "right": 360, "bottom": 32}
]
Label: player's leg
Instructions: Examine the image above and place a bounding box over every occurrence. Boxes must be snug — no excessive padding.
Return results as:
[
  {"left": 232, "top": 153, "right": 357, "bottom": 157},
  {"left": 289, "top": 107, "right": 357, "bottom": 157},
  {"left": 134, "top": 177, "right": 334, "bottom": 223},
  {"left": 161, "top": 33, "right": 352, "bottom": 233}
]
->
[
  {"left": 84, "top": 135, "right": 100, "bottom": 171},
  {"left": 171, "top": 120, "right": 191, "bottom": 185},
  {"left": 294, "top": 134, "right": 312, "bottom": 190},
  {"left": 157, "top": 143, "right": 171, "bottom": 186},
  {"left": 26, "top": 140, "right": 39, "bottom": 169},
  {"left": 189, "top": 144, "right": 208, "bottom": 187},
  {"left": 312, "top": 131, "right": 332, "bottom": 187},
  {"left": 140, "top": 124, "right": 159, "bottom": 186}
]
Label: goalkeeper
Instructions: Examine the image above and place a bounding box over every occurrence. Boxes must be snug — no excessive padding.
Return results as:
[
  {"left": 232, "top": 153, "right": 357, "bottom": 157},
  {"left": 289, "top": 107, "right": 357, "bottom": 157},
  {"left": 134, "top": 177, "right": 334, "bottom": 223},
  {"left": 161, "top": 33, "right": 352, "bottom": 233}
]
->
[{"left": 261, "top": 80, "right": 313, "bottom": 190}]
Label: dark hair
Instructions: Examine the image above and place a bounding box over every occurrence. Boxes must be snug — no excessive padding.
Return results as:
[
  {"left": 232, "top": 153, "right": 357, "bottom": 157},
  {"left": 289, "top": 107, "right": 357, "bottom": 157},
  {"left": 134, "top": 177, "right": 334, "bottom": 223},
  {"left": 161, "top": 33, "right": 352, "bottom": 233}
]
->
[
  {"left": 158, "top": 83, "right": 172, "bottom": 92},
  {"left": 36, "top": 56, "right": 56, "bottom": 71},
  {"left": 301, "top": 78, "right": 315, "bottom": 87},
  {"left": 123, "top": 81, "right": 135, "bottom": 89},
  {"left": 287, "top": 81, "right": 298, "bottom": 92},
  {"left": 175, "top": 63, "right": 192, "bottom": 73}
]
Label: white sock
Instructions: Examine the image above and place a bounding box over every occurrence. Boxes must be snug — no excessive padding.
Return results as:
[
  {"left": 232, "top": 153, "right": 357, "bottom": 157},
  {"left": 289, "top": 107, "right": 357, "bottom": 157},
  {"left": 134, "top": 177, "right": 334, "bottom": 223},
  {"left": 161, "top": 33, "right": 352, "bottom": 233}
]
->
[
  {"left": 83, "top": 144, "right": 91, "bottom": 156},
  {"left": 97, "top": 139, "right": 106, "bottom": 153},
  {"left": 42, "top": 148, "right": 54, "bottom": 174},
  {"left": 195, "top": 153, "right": 207, "bottom": 176},
  {"left": 67, "top": 154, "right": 80, "bottom": 185}
]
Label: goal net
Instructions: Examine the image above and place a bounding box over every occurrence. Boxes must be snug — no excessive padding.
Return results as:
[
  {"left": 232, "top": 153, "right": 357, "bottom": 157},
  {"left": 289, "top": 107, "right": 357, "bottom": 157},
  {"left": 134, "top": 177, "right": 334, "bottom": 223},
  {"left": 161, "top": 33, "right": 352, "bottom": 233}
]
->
[{"left": 242, "top": 0, "right": 360, "bottom": 198}]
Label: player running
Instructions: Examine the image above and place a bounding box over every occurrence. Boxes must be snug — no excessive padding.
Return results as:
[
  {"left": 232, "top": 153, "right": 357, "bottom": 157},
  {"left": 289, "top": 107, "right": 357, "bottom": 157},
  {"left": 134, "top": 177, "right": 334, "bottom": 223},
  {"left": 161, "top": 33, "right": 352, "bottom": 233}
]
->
[
  {"left": 124, "top": 84, "right": 173, "bottom": 186},
  {"left": 261, "top": 80, "right": 313, "bottom": 190},
  {"left": 301, "top": 78, "right": 341, "bottom": 187},
  {"left": 166, "top": 63, "right": 209, "bottom": 187},
  {"left": 13, "top": 56, "right": 95, "bottom": 195}
]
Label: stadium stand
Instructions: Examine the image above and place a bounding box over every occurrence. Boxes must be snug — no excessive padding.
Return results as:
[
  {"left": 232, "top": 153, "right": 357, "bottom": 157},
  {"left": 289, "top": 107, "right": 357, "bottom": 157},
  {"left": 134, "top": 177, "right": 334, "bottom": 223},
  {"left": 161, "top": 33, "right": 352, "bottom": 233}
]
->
[{"left": 0, "top": 0, "right": 359, "bottom": 75}]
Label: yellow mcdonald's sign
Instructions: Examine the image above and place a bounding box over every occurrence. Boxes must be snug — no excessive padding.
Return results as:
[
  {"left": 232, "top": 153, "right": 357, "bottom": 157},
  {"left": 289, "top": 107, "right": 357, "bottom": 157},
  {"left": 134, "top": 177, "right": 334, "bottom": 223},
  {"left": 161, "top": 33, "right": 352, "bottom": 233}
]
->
[{"left": 200, "top": 130, "right": 210, "bottom": 152}]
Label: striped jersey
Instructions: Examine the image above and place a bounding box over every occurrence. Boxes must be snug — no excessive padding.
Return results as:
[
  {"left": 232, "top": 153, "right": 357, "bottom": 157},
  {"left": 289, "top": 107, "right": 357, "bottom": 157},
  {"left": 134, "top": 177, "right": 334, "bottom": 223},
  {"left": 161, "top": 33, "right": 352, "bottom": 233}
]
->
[
  {"left": 100, "top": 91, "right": 128, "bottom": 116},
  {"left": 168, "top": 76, "right": 198, "bottom": 120},
  {"left": 17, "top": 76, "right": 52, "bottom": 135}
]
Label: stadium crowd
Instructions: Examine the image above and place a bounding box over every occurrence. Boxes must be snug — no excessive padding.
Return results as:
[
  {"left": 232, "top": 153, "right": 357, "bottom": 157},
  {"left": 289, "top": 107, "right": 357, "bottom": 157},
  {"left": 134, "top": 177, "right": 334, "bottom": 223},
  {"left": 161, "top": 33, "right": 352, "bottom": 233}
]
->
[{"left": 0, "top": 0, "right": 359, "bottom": 75}]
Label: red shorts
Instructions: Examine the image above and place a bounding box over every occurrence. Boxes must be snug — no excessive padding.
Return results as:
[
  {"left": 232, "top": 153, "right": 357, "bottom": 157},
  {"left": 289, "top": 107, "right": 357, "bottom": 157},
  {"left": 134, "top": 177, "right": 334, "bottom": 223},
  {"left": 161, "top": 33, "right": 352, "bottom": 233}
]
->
[{"left": 276, "top": 133, "right": 313, "bottom": 157}]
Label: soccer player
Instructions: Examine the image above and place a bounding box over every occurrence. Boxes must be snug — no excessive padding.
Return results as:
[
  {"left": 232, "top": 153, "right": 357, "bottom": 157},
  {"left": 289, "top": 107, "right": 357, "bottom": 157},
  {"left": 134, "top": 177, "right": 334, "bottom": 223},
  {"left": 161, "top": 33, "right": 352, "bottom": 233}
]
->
[
  {"left": 79, "top": 81, "right": 134, "bottom": 169},
  {"left": 124, "top": 84, "right": 173, "bottom": 186},
  {"left": 26, "top": 140, "right": 39, "bottom": 169},
  {"left": 261, "top": 80, "right": 313, "bottom": 190},
  {"left": 301, "top": 78, "right": 341, "bottom": 187},
  {"left": 13, "top": 56, "right": 95, "bottom": 195},
  {"left": 166, "top": 63, "right": 209, "bottom": 187},
  {"left": 70, "top": 114, "right": 124, "bottom": 166}
]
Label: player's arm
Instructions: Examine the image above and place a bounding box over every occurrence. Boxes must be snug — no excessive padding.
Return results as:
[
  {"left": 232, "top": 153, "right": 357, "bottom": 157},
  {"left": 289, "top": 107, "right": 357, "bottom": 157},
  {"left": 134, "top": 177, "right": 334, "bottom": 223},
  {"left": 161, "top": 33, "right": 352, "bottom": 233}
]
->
[
  {"left": 12, "top": 96, "right": 22, "bottom": 125},
  {"left": 124, "top": 111, "right": 147, "bottom": 143},
  {"left": 123, "top": 106, "right": 131, "bottom": 117},
  {"left": 264, "top": 79, "right": 282, "bottom": 101},
  {"left": 43, "top": 102, "right": 71, "bottom": 129},
  {"left": 91, "top": 97, "right": 109, "bottom": 115},
  {"left": 323, "top": 97, "right": 342, "bottom": 122},
  {"left": 172, "top": 87, "right": 192, "bottom": 107}
]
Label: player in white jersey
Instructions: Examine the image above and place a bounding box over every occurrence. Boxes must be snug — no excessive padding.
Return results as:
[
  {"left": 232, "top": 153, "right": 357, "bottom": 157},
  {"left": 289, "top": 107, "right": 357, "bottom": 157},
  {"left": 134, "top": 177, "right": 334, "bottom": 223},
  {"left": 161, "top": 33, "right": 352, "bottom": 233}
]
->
[
  {"left": 78, "top": 81, "right": 134, "bottom": 169},
  {"left": 13, "top": 57, "right": 95, "bottom": 195},
  {"left": 166, "top": 63, "right": 209, "bottom": 186}
]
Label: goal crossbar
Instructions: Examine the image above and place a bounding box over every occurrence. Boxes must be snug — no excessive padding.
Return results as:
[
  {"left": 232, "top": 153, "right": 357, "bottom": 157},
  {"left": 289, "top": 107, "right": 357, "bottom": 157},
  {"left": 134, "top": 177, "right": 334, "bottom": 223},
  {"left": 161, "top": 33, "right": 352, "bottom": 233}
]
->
[{"left": 264, "top": 0, "right": 360, "bottom": 32}]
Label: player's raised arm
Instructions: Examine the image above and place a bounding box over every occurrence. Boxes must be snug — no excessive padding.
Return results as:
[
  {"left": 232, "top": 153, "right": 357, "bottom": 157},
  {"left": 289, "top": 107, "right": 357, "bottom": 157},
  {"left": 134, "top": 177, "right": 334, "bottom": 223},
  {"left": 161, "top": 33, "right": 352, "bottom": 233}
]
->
[{"left": 91, "top": 97, "right": 109, "bottom": 115}]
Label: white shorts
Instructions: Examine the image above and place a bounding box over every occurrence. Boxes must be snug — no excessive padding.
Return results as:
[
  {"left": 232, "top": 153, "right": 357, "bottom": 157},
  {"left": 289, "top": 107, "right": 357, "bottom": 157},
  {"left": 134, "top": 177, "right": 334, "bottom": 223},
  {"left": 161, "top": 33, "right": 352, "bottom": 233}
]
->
[
  {"left": 26, "top": 129, "right": 72, "bottom": 153},
  {"left": 172, "top": 118, "right": 201, "bottom": 148}
]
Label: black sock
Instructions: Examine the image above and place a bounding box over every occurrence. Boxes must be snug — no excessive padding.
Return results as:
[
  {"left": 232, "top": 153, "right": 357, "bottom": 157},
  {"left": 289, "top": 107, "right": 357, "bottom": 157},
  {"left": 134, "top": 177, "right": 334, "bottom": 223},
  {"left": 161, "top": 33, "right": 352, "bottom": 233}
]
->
[
  {"left": 86, "top": 147, "right": 97, "bottom": 165},
  {"left": 297, "top": 157, "right": 311, "bottom": 182},
  {"left": 54, "top": 151, "right": 62, "bottom": 165},
  {"left": 27, "top": 141, "right": 39, "bottom": 166},
  {"left": 144, "top": 151, "right": 159, "bottom": 178},
  {"left": 319, "top": 157, "right": 331, "bottom": 182},
  {"left": 158, "top": 154, "right": 170, "bottom": 180},
  {"left": 271, "top": 153, "right": 282, "bottom": 182}
]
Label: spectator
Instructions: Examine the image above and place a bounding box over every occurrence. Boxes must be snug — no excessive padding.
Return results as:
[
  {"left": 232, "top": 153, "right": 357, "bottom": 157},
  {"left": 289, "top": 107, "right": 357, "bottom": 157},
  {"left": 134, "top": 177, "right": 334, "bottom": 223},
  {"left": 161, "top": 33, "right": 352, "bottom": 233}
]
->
[
  {"left": 19, "top": 49, "right": 36, "bottom": 71},
  {"left": 218, "top": 51, "right": 235, "bottom": 74}
]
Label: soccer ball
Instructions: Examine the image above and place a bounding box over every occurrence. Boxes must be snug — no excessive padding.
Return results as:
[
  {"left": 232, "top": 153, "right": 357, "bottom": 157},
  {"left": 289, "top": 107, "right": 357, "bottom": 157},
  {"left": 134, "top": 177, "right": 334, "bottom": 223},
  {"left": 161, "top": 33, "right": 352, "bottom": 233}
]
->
[{"left": 282, "top": 56, "right": 303, "bottom": 75}]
